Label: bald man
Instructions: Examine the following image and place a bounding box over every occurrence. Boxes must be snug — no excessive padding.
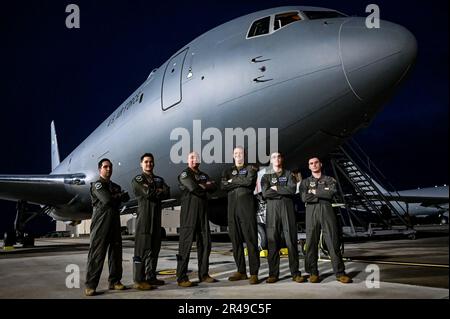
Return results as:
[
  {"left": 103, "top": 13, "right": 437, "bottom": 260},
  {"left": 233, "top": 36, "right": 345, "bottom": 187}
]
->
[{"left": 176, "top": 152, "right": 218, "bottom": 287}]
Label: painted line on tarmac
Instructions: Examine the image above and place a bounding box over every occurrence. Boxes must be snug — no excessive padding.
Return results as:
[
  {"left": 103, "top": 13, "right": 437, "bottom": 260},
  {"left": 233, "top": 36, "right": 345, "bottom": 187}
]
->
[{"left": 331, "top": 257, "right": 449, "bottom": 269}]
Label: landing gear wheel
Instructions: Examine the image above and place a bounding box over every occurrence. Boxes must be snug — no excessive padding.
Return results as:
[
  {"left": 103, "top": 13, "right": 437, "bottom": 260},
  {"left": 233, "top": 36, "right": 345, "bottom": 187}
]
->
[{"left": 408, "top": 233, "right": 416, "bottom": 240}]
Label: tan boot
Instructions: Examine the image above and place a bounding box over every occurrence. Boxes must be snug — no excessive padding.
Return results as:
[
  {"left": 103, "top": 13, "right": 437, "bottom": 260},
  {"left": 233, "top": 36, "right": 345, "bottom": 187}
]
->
[
  {"left": 293, "top": 274, "right": 306, "bottom": 283},
  {"left": 337, "top": 274, "right": 352, "bottom": 284},
  {"left": 177, "top": 279, "right": 194, "bottom": 287},
  {"left": 133, "top": 282, "right": 153, "bottom": 290},
  {"left": 109, "top": 281, "right": 126, "bottom": 290},
  {"left": 249, "top": 275, "right": 259, "bottom": 285},
  {"left": 309, "top": 274, "right": 320, "bottom": 283},
  {"left": 84, "top": 288, "right": 96, "bottom": 296},
  {"left": 228, "top": 272, "right": 248, "bottom": 281},
  {"left": 266, "top": 276, "right": 278, "bottom": 284},
  {"left": 200, "top": 274, "right": 219, "bottom": 283}
]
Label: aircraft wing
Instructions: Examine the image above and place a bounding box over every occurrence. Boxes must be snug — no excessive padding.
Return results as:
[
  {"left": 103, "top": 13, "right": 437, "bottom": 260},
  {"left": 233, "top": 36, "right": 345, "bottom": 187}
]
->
[
  {"left": 0, "top": 174, "right": 86, "bottom": 206},
  {"left": 119, "top": 198, "right": 178, "bottom": 214},
  {"left": 384, "top": 195, "right": 449, "bottom": 207},
  {"left": 381, "top": 186, "right": 449, "bottom": 206}
]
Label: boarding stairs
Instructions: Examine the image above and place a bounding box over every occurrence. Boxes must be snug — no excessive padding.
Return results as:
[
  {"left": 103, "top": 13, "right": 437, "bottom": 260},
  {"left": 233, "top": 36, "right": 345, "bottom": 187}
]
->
[{"left": 329, "top": 139, "right": 416, "bottom": 239}]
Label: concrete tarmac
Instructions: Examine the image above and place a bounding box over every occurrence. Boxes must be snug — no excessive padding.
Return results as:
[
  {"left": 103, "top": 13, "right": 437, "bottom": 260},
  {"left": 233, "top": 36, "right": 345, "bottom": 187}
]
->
[{"left": 0, "top": 225, "right": 448, "bottom": 299}]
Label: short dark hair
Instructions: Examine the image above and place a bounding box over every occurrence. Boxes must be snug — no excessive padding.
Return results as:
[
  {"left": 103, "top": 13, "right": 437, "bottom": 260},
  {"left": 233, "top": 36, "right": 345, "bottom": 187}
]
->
[
  {"left": 308, "top": 156, "right": 321, "bottom": 163},
  {"left": 140, "top": 153, "right": 154, "bottom": 162},
  {"left": 98, "top": 158, "right": 112, "bottom": 169}
]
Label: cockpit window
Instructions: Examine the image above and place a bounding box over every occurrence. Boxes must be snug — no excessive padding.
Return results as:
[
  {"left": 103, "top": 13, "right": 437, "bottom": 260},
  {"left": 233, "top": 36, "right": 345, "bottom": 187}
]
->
[
  {"left": 247, "top": 16, "right": 271, "bottom": 38},
  {"left": 302, "top": 11, "right": 347, "bottom": 20},
  {"left": 274, "top": 12, "right": 301, "bottom": 31}
]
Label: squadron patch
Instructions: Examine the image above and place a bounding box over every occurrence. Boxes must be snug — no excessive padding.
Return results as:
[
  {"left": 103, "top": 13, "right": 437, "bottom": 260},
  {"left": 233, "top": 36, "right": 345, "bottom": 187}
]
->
[
  {"left": 95, "top": 182, "right": 102, "bottom": 190},
  {"left": 232, "top": 170, "right": 238, "bottom": 176},
  {"left": 136, "top": 175, "right": 143, "bottom": 182},
  {"left": 181, "top": 172, "right": 188, "bottom": 179},
  {"left": 279, "top": 176, "right": 287, "bottom": 183},
  {"left": 271, "top": 177, "right": 278, "bottom": 184},
  {"left": 309, "top": 181, "right": 316, "bottom": 188}
]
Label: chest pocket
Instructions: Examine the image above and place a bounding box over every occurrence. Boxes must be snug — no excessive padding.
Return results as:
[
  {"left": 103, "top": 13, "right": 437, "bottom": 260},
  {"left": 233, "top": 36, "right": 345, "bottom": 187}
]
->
[
  {"left": 153, "top": 177, "right": 163, "bottom": 188},
  {"left": 141, "top": 178, "right": 153, "bottom": 190},
  {"left": 238, "top": 169, "right": 247, "bottom": 176},
  {"left": 317, "top": 180, "right": 327, "bottom": 190},
  {"left": 278, "top": 176, "right": 288, "bottom": 186},
  {"left": 196, "top": 174, "right": 208, "bottom": 184},
  {"left": 110, "top": 185, "right": 120, "bottom": 195}
]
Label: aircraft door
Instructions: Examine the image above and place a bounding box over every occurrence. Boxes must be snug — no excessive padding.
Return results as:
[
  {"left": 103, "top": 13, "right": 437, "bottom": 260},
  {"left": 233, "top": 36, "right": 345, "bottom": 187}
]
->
[{"left": 161, "top": 48, "right": 188, "bottom": 110}]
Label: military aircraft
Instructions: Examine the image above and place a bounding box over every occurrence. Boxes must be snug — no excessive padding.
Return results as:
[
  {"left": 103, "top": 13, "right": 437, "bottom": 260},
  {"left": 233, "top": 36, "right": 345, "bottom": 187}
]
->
[
  {"left": 375, "top": 183, "right": 449, "bottom": 224},
  {"left": 0, "top": 6, "right": 417, "bottom": 244}
]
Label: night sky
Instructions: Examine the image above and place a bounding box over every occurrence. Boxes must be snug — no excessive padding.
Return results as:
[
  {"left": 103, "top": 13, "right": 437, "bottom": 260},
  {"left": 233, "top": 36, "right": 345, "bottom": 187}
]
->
[{"left": 0, "top": 0, "right": 448, "bottom": 235}]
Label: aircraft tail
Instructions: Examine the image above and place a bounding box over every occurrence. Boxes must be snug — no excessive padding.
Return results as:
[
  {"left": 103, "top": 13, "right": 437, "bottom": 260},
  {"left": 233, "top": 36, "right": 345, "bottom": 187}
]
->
[{"left": 51, "top": 121, "right": 60, "bottom": 171}]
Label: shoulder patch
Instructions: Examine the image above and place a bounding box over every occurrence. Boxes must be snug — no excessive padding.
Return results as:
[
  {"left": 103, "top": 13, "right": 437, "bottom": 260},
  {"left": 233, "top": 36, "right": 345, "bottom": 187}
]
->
[
  {"left": 181, "top": 171, "right": 188, "bottom": 179},
  {"left": 94, "top": 182, "right": 102, "bottom": 190},
  {"left": 135, "top": 175, "right": 143, "bottom": 182}
]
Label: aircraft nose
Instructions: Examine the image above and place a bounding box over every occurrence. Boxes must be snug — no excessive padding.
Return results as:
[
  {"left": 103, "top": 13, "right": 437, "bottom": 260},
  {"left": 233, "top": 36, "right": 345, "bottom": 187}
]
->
[{"left": 340, "top": 18, "right": 417, "bottom": 101}]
